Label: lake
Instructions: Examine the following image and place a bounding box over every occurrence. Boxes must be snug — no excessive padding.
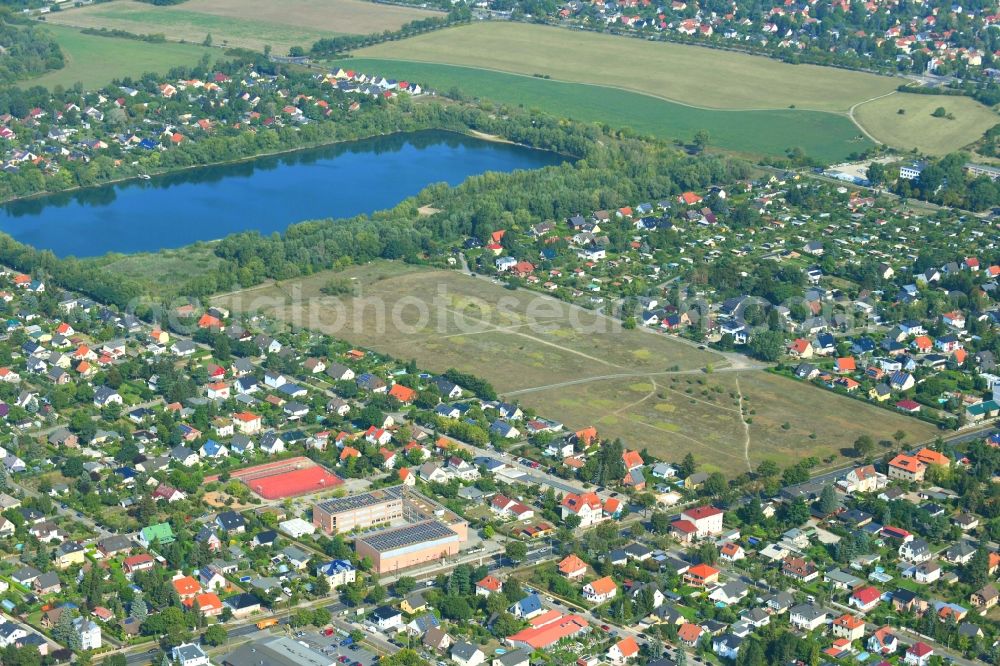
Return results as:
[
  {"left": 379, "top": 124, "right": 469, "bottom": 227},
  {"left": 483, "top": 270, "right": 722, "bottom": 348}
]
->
[{"left": 0, "top": 130, "right": 567, "bottom": 257}]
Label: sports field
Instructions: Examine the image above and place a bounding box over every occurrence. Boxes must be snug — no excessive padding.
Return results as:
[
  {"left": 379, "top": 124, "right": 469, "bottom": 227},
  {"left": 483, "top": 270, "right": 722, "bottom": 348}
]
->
[
  {"left": 852, "top": 92, "right": 999, "bottom": 155},
  {"left": 343, "top": 57, "right": 872, "bottom": 162},
  {"left": 29, "top": 24, "right": 215, "bottom": 90},
  {"left": 213, "top": 262, "right": 936, "bottom": 475},
  {"left": 47, "top": 0, "right": 438, "bottom": 53}
]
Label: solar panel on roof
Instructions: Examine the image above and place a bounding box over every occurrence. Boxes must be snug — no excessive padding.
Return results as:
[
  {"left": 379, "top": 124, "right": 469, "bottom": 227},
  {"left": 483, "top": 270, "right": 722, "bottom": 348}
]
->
[
  {"left": 316, "top": 485, "right": 403, "bottom": 514},
  {"left": 357, "top": 520, "right": 457, "bottom": 552}
]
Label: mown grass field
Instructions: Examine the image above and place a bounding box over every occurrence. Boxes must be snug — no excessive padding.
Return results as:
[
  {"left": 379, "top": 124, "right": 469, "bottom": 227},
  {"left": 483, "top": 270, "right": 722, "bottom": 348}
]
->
[
  {"left": 213, "top": 262, "right": 719, "bottom": 391},
  {"left": 357, "top": 22, "right": 897, "bottom": 112},
  {"left": 852, "top": 92, "right": 1000, "bottom": 155},
  {"left": 355, "top": 22, "right": 997, "bottom": 154},
  {"left": 529, "top": 371, "right": 936, "bottom": 474},
  {"left": 213, "top": 262, "right": 937, "bottom": 475},
  {"left": 47, "top": 0, "right": 438, "bottom": 53},
  {"left": 343, "top": 57, "right": 872, "bottom": 162},
  {"left": 30, "top": 24, "right": 216, "bottom": 89}
]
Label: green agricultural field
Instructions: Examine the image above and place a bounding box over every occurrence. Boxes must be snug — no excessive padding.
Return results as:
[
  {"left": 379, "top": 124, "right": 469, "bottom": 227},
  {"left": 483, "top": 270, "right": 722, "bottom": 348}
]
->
[
  {"left": 355, "top": 22, "right": 996, "bottom": 154},
  {"left": 342, "top": 57, "right": 872, "bottom": 162},
  {"left": 852, "top": 92, "right": 1000, "bottom": 155},
  {"left": 29, "top": 24, "right": 216, "bottom": 90},
  {"left": 357, "top": 23, "right": 897, "bottom": 113},
  {"left": 214, "top": 262, "right": 937, "bottom": 475},
  {"left": 47, "top": 0, "right": 438, "bottom": 53}
]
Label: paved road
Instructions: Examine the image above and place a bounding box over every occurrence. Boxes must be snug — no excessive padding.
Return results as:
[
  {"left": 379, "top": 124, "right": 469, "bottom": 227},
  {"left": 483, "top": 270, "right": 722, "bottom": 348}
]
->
[
  {"left": 809, "top": 423, "right": 997, "bottom": 487},
  {"left": 896, "top": 627, "right": 980, "bottom": 666}
]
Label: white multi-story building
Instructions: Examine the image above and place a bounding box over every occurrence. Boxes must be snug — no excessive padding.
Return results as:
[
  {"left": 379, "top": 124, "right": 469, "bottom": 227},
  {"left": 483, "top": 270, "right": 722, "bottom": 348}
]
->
[
  {"left": 73, "top": 617, "right": 102, "bottom": 650},
  {"left": 899, "top": 161, "right": 926, "bottom": 181},
  {"left": 680, "top": 506, "right": 724, "bottom": 538},
  {"left": 316, "top": 559, "right": 357, "bottom": 588},
  {"left": 560, "top": 492, "right": 606, "bottom": 528}
]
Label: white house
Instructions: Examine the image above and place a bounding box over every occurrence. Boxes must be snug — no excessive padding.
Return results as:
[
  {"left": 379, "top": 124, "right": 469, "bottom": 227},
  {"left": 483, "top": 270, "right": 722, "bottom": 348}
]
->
[
  {"left": 451, "top": 641, "right": 486, "bottom": 666},
  {"left": 73, "top": 617, "right": 102, "bottom": 649},
  {"left": 899, "top": 539, "right": 932, "bottom": 563},
  {"left": 582, "top": 576, "right": 618, "bottom": 603},
  {"left": 607, "top": 636, "right": 639, "bottom": 664},
  {"left": 560, "top": 492, "right": 607, "bottom": 528},
  {"left": 172, "top": 644, "right": 209, "bottom": 666},
  {"left": 316, "top": 560, "right": 356, "bottom": 588},
  {"left": 495, "top": 257, "right": 518, "bottom": 272},
  {"left": 680, "top": 506, "right": 724, "bottom": 537},
  {"left": 789, "top": 604, "right": 827, "bottom": 631}
]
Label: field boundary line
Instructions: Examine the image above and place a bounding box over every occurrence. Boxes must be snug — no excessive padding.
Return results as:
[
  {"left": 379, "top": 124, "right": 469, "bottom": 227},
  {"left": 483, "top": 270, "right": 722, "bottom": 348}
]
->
[
  {"left": 503, "top": 365, "right": 752, "bottom": 396},
  {"left": 620, "top": 417, "right": 747, "bottom": 461},
  {"left": 735, "top": 375, "right": 752, "bottom": 473},
  {"left": 847, "top": 90, "right": 898, "bottom": 144},
  {"left": 435, "top": 321, "right": 539, "bottom": 339},
  {"left": 610, "top": 376, "right": 659, "bottom": 416},
  {"left": 438, "top": 306, "right": 625, "bottom": 369},
  {"left": 350, "top": 56, "right": 867, "bottom": 116}
]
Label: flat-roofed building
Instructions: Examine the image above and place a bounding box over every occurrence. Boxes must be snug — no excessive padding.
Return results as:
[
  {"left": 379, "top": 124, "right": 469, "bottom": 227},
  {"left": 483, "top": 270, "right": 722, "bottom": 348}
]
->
[
  {"left": 319, "top": 487, "right": 469, "bottom": 573},
  {"left": 355, "top": 520, "right": 465, "bottom": 574},
  {"left": 221, "top": 636, "right": 334, "bottom": 666},
  {"left": 312, "top": 486, "right": 404, "bottom": 534}
]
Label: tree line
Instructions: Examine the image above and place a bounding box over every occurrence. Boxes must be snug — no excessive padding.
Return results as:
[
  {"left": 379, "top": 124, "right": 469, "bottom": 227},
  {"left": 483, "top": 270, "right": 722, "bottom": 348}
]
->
[{"left": 309, "top": 7, "right": 471, "bottom": 58}]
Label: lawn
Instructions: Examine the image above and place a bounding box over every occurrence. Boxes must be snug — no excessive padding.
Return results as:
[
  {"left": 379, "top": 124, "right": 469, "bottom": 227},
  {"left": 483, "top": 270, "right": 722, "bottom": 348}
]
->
[
  {"left": 852, "top": 91, "right": 1000, "bottom": 155},
  {"left": 47, "top": 0, "right": 440, "bottom": 53},
  {"left": 29, "top": 23, "right": 216, "bottom": 90},
  {"left": 213, "top": 262, "right": 938, "bottom": 476},
  {"left": 341, "top": 58, "right": 872, "bottom": 162},
  {"left": 357, "top": 23, "right": 897, "bottom": 113}
]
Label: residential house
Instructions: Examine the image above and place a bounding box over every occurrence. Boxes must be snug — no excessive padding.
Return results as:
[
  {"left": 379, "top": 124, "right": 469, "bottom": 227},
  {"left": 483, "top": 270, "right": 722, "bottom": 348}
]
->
[
  {"left": 451, "top": 641, "right": 485, "bottom": 666},
  {"left": 608, "top": 636, "right": 640, "bottom": 664},
  {"left": 789, "top": 604, "right": 827, "bottom": 631},
  {"left": 558, "top": 554, "right": 587, "bottom": 580},
  {"left": 583, "top": 576, "right": 618, "bottom": 603},
  {"left": 905, "top": 642, "right": 934, "bottom": 666},
  {"left": 560, "top": 492, "right": 606, "bottom": 527},
  {"left": 849, "top": 586, "right": 881, "bottom": 612},
  {"left": 971, "top": 584, "right": 999, "bottom": 610},
  {"left": 172, "top": 644, "right": 209, "bottom": 666},
  {"left": 900, "top": 538, "right": 932, "bottom": 563},
  {"left": 684, "top": 564, "right": 720, "bottom": 588},
  {"left": 782, "top": 556, "right": 819, "bottom": 582},
  {"left": 867, "top": 626, "right": 898, "bottom": 655},
  {"left": 838, "top": 464, "right": 881, "bottom": 493},
  {"left": 679, "top": 505, "right": 724, "bottom": 538},
  {"left": 831, "top": 614, "right": 865, "bottom": 641},
  {"left": 888, "top": 454, "right": 926, "bottom": 482},
  {"left": 509, "top": 594, "right": 544, "bottom": 619}
]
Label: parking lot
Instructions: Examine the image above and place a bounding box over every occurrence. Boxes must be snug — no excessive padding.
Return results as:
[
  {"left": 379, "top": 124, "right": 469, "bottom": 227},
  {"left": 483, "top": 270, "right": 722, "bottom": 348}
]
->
[{"left": 293, "top": 629, "right": 379, "bottom": 666}]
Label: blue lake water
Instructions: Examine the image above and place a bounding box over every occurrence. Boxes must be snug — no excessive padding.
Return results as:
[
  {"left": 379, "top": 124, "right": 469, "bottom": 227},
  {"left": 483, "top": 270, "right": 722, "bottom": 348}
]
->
[{"left": 0, "top": 130, "right": 567, "bottom": 257}]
